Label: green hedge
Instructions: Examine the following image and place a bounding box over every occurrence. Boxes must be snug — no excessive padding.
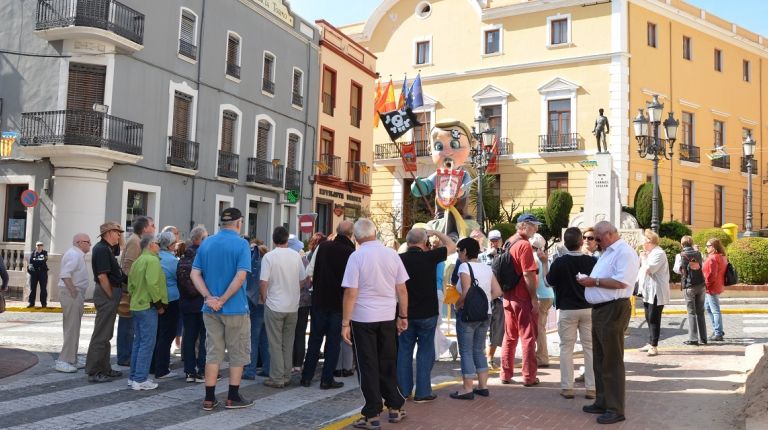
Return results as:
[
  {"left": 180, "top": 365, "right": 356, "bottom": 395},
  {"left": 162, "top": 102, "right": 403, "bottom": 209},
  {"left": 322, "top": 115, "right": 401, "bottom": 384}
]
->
[
  {"left": 545, "top": 190, "right": 573, "bottom": 242},
  {"left": 658, "top": 237, "right": 682, "bottom": 283},
  {"left": 692, "top": 228, "right": 732, "bottom": 250},
  {"left": 634, "top": 182, "right": 664, "bottom": 229},
  {"left": 727, "top": 238, "right": 768, "bottom": 284},
  {"left": 659, "top": 221, "right": 692, "bottom": 242},
  {"left": 491, "top": 223, "right": 515, "bottom": 242},
  {"left": 512, "top": 208, "right": 554, "bottom": 242}
]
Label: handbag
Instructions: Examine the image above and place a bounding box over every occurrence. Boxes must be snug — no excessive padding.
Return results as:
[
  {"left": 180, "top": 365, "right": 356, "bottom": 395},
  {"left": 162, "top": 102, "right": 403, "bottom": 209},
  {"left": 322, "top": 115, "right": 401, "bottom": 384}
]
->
[
  {"left": 724, "top": 262, "right": 738, "bottom": 286},
  {"left": 443, "top": 284, "right": 460, "bottom": 305}
]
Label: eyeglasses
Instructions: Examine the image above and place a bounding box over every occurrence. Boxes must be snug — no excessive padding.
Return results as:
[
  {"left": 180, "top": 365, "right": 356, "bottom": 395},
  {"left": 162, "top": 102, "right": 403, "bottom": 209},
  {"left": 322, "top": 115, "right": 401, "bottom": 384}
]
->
[
  {"left": 595, "top": 237, "right": 602, "bottom": 243},
  {"left": 583, "top": 236, "right": 595, "bottom": 241},
  {"left": 77, "top": 240, "right": 91, "bottom": 244}
]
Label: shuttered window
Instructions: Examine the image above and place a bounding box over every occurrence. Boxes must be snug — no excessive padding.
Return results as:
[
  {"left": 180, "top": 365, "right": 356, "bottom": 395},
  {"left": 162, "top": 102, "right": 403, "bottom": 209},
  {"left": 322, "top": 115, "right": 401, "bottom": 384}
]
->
[
  {"left": 292, "top": 69, "right": 302, "bottom": 95},
  {"left": 257, "top": 120, "right": 271, "bottom": 160},
  {"left": 227, "top": 35, "right": 240, "bottom": 66},
  {"left": 263, "top": 54, "right": 274, "bottom": 82},
  {"left": 180, "top": 11, "right": 195, "bottom": 44},
  {"left": 287, "top": 133, "right": 299, "bottom": 169},
  {"left": 221, "top": 110, "right": 237, "bottom": 153},
  {"left": 172, "top": 92, "right": 192, "bottom": 139},
  {"left": 66, "top": 63, "right": 106, "bottom": 110}
]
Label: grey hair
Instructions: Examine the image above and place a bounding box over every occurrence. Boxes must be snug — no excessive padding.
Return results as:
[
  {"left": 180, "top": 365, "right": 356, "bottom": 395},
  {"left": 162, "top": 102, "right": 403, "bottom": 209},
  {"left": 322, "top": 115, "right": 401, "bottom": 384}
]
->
[
  {"left": 594, "top": 221, "right": 617, "bottom": 235},
  {"left": 220, "top": 219, "right": 239, "bottom": 228},
  {"left": 516, "top": 221, "right": 533, "bottom": 232},
  {"left": 406, "top": 228, "right": 427, "bottom": 246},
  {"left": 139, "top": 234, "right": 156, "bottom": 250},
  {"left": 161, "top": 225, "right": 178, "bottom": 235},
  {"left": 158, "top": 231, "right": 176, "bottom": 251},
  {"left": 190, "top": 226, "right": 207, "bottom": 243},
  {"left": 353, "top": 218, "right": 376, "bottom": 240},
  {"left": 336, "top": 220, "right": 354, "bottom": 237}
]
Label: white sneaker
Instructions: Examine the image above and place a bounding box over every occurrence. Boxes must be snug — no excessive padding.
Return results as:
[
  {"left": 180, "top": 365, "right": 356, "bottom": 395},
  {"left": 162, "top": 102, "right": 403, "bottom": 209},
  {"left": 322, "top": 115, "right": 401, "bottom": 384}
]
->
[
  {"left": 128, "top": 379, "right": 134, "bottom": 387},
  {"left": 638, "top": 344, "right": 652, "bottom": 352},
  {"left": 54, "top": 360, "right": 77, "bottom": 373},
  {"left": 157, "top": 371, "right": 179, "bottom": 379},
  {"left": 131, "top": 380, "right": 159, "bottom": 391},
  {"left": 647, "top": 346, "right": 658, "bottom": 356}
]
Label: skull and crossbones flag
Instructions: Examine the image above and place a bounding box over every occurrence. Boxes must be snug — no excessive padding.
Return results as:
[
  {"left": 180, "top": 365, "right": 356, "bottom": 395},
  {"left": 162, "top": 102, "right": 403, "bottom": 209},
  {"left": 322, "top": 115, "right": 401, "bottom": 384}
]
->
[{"left": 379, "top": 107, "right": 420, "bottom": 142}]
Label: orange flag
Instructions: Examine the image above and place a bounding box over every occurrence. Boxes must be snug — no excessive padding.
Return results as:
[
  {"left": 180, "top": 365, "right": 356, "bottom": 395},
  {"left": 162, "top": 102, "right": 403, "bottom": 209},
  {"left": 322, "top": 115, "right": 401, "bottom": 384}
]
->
[
  {"left": 373, "top": 80, "right": 382, "bottom": 127},
  {"left": 383, "top": 79, "right": 396, "bottom": 112}
]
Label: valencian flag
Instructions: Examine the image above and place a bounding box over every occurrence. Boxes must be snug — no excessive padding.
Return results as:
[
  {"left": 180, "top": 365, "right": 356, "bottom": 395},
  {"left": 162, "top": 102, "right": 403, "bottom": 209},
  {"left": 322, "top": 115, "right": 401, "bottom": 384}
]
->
[
  {"left": 0, "top": 131, "right": 18, "bottom": 158},
  {"left": 379, "top": 107, "right": 419, "bottom": 142},
  {"left": 373, "top": 81, "right": 383, "bottom": 127},
  {"left": 397, "top": 75, "right": 408, "bottom": 109},
  {"left": 401, "top": 141, "right": 417, "bottom": 172},
  {"left": 486, "top": 135, "right": 500, "bottom": 174}
]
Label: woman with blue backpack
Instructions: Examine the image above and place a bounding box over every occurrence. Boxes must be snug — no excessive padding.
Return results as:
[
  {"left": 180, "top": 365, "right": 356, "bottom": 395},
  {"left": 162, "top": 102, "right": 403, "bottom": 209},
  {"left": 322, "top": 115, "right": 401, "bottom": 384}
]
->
[{"left": 673, "top": 235, "right": 707, "bottom": 346}]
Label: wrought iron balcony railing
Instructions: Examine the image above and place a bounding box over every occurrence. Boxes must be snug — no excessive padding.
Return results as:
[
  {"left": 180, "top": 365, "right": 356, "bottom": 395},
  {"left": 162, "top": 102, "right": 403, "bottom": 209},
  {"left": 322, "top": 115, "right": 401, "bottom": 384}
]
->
[
  {"left": 347, "top": 162, "right": 370, "bottom": 185},
  {"left": 247, "top": 157, "right": 283, "bottom": 187},
  {"left": 291, "top": 92, "right": 303, "bottom": 107},
  {"left": 741, "top": 156, "right": 759, "bottom": 176},
  {"left": 166, "top": 136, "right": 199, "bottom": 170},
  {"left": 262, "top": 79, "right": 275, "bottom": 94},
  {"left": 217, "top": 150, "right": 239, "bottom": 179},
  {"left": 35, "top": 0, "right": 145, "bottom": 45},
  {"left": 318, "top": 153, "right": 340, "bottom": 177},
  {"left": 178, "top": 39, "right": 197, "bottom": 60},
  {"left": 711, "top": 155, "right": 730, "bottom": 169},
  {"left": 285, "top": 167, "right": 301, "bottom": 191},
  {"left": 20, "top": 110, "right": 143, "bottom": 155},
  {"left": 678, "top": 143, "right": 700, "bottom": 163},
  {"left": 538, "top": 133, "right": 579, "bottom": 152},
  {"left": 374, "top": 140, "right": 430, "bottom": 160},
  {"left": 226, "top": 63, "right": 241, "bottom": 79}
]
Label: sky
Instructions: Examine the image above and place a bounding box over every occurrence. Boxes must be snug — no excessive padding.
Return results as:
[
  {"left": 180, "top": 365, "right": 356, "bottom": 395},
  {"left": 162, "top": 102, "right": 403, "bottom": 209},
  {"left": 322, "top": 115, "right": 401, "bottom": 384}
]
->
[{"left": 288, "top": 0, "right": 768, "bottom": 36}]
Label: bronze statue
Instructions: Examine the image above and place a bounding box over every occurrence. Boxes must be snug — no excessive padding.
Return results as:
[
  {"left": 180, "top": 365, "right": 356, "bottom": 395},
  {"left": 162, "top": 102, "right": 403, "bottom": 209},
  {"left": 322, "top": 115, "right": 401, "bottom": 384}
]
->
[{"left": 593, "top": 108, "right": 610, "bottom": 153}]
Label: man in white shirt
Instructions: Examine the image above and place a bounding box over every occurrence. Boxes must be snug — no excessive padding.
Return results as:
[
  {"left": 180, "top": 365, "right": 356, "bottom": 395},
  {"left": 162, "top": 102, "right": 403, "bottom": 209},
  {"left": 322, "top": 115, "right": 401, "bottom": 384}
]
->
[
  {"left": 576, "top": 221, "right": 639, "bottom": 425},
  {"left": 56, "top": 233, "right": 92, "bottom": 373},
  {"left": 260, "top": 226, "right": 307, "bottom": 388}
]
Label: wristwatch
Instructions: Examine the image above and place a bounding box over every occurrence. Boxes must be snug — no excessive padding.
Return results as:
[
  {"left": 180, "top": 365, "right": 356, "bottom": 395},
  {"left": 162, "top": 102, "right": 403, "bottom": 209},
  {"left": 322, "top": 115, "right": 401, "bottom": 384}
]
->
[
  {"left": 596, "top": 278, "right": 600, "bottom": 287},
  {"left": 397, "top": 315, "right": 408, "bottom": 319}
]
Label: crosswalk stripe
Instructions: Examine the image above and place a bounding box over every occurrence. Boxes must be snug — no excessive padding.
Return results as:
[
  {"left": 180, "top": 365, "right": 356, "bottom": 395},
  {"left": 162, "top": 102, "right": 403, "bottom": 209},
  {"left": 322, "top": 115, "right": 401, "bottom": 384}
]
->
[
  {"left": 743, "top": 327, "right": 767, "bottom": 333},
  {"left": 742, "top": 320, "right": 768, "bottom": 324},
  {"left": 0, "top": 372, "right": 79, "bottom": 392},
  {"left": 0, "top": 378, "right": 126, "bottom": 416}
]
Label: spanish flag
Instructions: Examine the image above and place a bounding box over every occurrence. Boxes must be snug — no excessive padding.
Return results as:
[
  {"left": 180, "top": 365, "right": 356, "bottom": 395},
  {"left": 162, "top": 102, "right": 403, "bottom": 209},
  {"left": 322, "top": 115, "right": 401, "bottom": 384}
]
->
[{"left": 373, "top": 81, "right": 383, "bottom": 127}]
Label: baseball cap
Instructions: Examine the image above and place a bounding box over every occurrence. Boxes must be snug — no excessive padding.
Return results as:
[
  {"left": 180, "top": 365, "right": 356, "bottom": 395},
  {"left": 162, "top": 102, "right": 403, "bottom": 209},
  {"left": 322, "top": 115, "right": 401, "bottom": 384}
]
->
[
  {"left": 35, "top": 241, "right": 44, "bottom": 246},
  {"left": 488, "top": 230, "right": 502, "bottom": 240},
  {"left": 518, "top": 213, "right": 542, "bottom": 225},
  {"left": 220, "top": 207, "right": 243, "bottom": 222}
]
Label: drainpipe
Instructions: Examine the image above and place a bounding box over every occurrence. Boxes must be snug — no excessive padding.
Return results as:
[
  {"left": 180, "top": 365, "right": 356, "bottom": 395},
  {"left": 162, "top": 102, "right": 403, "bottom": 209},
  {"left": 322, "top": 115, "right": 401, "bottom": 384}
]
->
[
  {"left": 302, "top": 36, "right": 317, "bottom": 208},
  {"left": 189, "top": 0, "right": 206, "bottom": 231}
]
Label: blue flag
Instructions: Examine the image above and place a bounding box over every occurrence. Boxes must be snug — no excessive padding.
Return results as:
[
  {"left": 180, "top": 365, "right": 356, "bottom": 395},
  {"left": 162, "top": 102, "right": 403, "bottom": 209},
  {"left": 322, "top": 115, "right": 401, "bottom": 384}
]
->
[{"left": 409, "top": 73, "right": 423, "bottom": 109}]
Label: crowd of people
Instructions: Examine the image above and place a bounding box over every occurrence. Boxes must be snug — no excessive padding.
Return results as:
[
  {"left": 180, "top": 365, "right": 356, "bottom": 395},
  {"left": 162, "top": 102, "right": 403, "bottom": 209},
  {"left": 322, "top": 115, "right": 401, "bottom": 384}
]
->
[{"left": 20, "top": 207, "right": 734, "bottom": 428}]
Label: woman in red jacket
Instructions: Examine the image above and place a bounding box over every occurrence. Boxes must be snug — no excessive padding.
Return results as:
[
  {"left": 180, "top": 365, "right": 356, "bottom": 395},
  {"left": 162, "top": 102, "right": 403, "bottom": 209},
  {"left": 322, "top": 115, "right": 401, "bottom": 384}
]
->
[{"left": 702, "top": 238, "right": 727, "bottom": 341}]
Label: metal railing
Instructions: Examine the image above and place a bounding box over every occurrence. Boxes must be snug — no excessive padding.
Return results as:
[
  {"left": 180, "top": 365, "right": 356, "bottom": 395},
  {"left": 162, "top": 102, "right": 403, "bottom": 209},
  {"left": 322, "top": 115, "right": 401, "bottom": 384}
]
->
[
  {"left": 317, "top": 153, "right": 340, "bottom": 177},
  {"left": 226, "top": 63, "right": 240, "bottom": 79},
  {"left": 322, "top": 92, "right": 334, "bottom": 116},
  {"left": 36, "top": 0, "right": 145, "bottom": 45},
  {"left": 741, "top": 156, "right": 759, "bottom": 176},
  {"left": 347, "top": 162, "right": 370, "bottom": 185},
  {"left": 247, "top": 157, "right": 283, "bottom": 187},
  {"left": 217, "top": 150, "right": 239, "bottom": 179},
  {"left": 538, "top": 133, "right": 580, "bottom": 152},
  {"left": 350, "top": 106, "right": 361, "bottom": 128},
  {"left": 711, "top": 155, "right": 730, "bottom": 169},
  {"left": 178, "top": 39, "right": 197, "bottom": 60},
  {"left": 20, "top": 110, "right": 143, "bottom": 155},
  {"left": 166, "top": 136, "right": 199, "bottom": 170},
  {"left": 374, "top": 140, "right": 430, "bottom": 160},
  {"left": 285, "top": 167, "right": 301, "bottom": 191},
  {"left": 292, "top": 92, "right": 303, "bottom": 107},
  {"left": 678, "top": 143, "right": 700, "bottom": 163},
  {"left": 262, "top": 79, "right": 275, "bottom": 94}
]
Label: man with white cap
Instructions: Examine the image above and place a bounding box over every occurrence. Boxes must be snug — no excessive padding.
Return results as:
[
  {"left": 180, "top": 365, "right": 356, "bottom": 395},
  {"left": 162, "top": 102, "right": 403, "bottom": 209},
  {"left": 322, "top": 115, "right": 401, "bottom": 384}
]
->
[{"left": 27, "top": 241, "right": 49, "bottom": 308}]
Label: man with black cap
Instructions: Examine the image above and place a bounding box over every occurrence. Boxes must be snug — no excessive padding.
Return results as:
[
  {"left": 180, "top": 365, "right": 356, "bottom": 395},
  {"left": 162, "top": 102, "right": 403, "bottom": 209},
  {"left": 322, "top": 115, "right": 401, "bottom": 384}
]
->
[
  {"left": 86, "top": 221, "right": 126, "bottom": 383},
  {"left": 191, "top": 208, "right": 254, "bottom": 411}
]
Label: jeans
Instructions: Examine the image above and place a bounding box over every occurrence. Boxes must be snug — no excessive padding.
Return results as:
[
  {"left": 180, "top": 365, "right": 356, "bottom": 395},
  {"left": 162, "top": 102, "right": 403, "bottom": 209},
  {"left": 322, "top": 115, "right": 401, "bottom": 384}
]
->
[
  {"left": 244, "top": 303, "right": 270, "bottom": 378},
  {"left": 396, "top": 315, "right": 438, "bottom": 398},
  {"left": 181, "top": 312, "right": 206, "bottom": 375},
  {"left": 151, "top": 300, "right": 179, "bottom": 377},
  {"left": 117, "top": 316, "right": 134, "bottom": 365},
  {"left": 705, "top": 293, "right": 724, "bottom": 336},
  {"left": 455, "top": 312, "right": 489, "bottom": 378},
  {"left": 130, "top": 308, "right": 158, "bottom": 383},
  {"left": 558, "top": 308, "right": 595, "bottom": 390},
  {"left": 684, "top": 284, "right": 707, "bottom": 342},
  {"left": 301, "top": 308, "right": 342, "bottom": 383}
]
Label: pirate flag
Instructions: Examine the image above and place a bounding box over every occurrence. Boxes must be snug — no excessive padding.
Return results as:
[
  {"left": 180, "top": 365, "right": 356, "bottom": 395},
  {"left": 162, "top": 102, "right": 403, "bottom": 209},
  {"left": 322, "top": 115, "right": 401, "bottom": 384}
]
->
[{"left": 379, "top": 107, "right": 419, "bottom": 142}]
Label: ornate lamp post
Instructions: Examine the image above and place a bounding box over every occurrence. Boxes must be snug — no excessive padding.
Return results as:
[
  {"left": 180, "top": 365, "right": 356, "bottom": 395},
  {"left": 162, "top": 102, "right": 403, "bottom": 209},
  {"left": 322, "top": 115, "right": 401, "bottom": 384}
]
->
[
  {"left": 633, "top": 95, "right": 679, "bottom": 233},
  {"left": 470, "top": 115, "right": 497, "bottom": 232},
  {"left": 743, "top": 133, "right": 757, "bottom": 237}
]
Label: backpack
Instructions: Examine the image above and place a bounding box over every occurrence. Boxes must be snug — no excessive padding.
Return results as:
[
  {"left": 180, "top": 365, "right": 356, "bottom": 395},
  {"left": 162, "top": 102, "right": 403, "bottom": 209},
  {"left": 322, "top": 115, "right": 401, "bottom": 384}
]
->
[
  {"left": 491, "top": 238, "right": 522, "bottom": 293},
  {"left": 460, "top": 263, "right": 489, "bottom": 323},
  {"left": 724, "top": 262, "right": 738, "bottom": 286},
  {"left": 680, "top": 249, "right": 704, "bottom": 288},
  {"left": 176, "top": 249, "right": 195, "bottom": 297}
]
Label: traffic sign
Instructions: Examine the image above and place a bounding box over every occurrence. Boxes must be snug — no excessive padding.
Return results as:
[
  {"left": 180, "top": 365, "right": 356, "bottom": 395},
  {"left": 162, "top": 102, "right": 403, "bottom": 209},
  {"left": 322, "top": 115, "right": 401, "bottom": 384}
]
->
[
  {"left": 20, "top": 189, "right": 39, "bottom": 208},
  {"left": 298, "top": 213, "right": 317, "bottom": 234}
]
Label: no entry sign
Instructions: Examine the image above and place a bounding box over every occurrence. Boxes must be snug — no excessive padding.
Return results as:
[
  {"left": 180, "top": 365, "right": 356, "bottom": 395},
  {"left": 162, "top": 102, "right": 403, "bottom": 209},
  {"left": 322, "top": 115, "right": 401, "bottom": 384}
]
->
[
  {"left": 20, "top": 189, "right": 39, "bottom": 208},
  {"left": 298, "top": 213, "right": 317, "bottom": 234}
]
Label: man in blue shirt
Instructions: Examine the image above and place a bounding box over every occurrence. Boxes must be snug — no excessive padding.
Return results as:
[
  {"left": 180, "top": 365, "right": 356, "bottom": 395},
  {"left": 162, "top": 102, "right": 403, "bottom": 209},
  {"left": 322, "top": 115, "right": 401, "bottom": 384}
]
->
[{"left": 191, "top": 208, "right": 253, "bottom": 411}]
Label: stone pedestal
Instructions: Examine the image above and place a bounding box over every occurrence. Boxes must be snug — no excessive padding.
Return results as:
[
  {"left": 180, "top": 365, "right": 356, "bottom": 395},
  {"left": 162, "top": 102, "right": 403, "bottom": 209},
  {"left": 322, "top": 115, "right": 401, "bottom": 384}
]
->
[{"left": 582, "top": 152, "right": 622, "bottom": 226}]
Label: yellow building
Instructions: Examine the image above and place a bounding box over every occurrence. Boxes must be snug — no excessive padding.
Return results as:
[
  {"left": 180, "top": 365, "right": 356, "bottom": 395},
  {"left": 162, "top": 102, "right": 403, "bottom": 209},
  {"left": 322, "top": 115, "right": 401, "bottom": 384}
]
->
[
  {"left": 342, "top": 0, "right": 767, "bottom": 238},
  {"left": 312, "top": 20, "right": 377, "bottom": 234}
]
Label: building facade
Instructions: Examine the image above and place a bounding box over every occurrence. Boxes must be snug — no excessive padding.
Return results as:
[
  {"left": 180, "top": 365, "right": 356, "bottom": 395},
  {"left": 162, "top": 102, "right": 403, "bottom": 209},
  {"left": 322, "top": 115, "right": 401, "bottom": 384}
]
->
[
  {"left": 312, "top": 20, "right": 376, "bottom": 235},
  {"left": 0, "top": 0, "right": 320, "bottom": 294},
  {"left": 343, "top": 0, "right": 767, "bottom": 238}
]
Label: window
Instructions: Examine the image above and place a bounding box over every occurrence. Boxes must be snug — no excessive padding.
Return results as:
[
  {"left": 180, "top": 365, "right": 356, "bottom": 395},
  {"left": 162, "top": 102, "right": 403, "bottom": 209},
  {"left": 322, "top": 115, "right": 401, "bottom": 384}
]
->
[
  {"left": 416, "top": 40, "right": 431, "bottom": 65},
  {"left": 482, "top": 104, "right": 502, "bottom": 133},
  {"left": 484, "top": 28, "right": 500, "bottom": 54},
  {"left": 322, "top": 67, "right": 336, "bottom": 116},
  {"left": 262, "top": 52, "right": 275, "bottom": 94},
  {"left": 413, "top": 111, "right": 431, "bottom": 143},
  {"left": 714, "top": 185, "right": 723, "bottom": 226},
  {"left": 172, "top": 91, "right": 192, "bottom": 140},
  {"left": 126, "top": 190, "right": 149, "bottom": 232},
  {"left": 714, "top": 120, "right": 724, "bottom": 148},
  {"left": 550, "top": 18, "right": 568, "bottom": 45},
  {"left": 415, "top": 1, "right": 431, "bottom": 19},
  {"left": 350, "top": 82, "right": 362, "bottom": 128},
  {"left": 548, "top": 99, "right": 571, "bottom": 136},
  {"left": 682, "top": 36, "right": 691, "bottom": 60},
  {"left": 647, "top": 22, "right": 657, "bottom": 48},
  {"left": 348, "top": 139, "right": 361, "bottom": 182},
  {"left": 743, "top": 60, "right": 751, "bottom": 82},
  {"left": 221, "top": 110, "right": 237, "bottom": 153},
  {"left": 320, "top": 128, "right": 334, "bottom": 156},
  {"left": 3, "top": 184, "right": 28, "bottom": 242},
  {"left": 714, "top": 49, "right": 722, "bottom": 72},
  {"left": 226, "top": 33, "right": 241, "bottom": 79},
  {"left": 178, "top": 9, "right": 197, "bottom": 60},
  {"left": 681, "top": 111, "right": 694, "bottom": 147},
  {"left": 682, "top": 180, "right": 692, "bottom": 225},
  {"left": 256, "top": 120, "right": 271, "bottom": 160},
  {"left": 547, "top": 172, "right": 568, "bottom": 199},
  {"left": 291, "top": 68, "right": 303, "bottom": 107},
  {"left": 287, "top": 133, "right": 299, "bottom": 169},
  {"left": 316, "top": 200, "right": 332, "bottom": 234}
]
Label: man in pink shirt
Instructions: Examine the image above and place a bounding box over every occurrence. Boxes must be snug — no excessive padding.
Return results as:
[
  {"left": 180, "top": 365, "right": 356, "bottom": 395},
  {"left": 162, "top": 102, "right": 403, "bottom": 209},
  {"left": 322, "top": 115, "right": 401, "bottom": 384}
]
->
[{"left": 341, "top": 218, "right": 409, "bottom": 430}]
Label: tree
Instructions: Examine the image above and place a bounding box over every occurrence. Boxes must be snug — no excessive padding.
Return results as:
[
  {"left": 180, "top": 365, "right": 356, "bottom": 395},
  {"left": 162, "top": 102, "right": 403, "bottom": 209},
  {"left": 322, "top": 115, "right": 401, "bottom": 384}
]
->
[
  {"left": 545, "top": 190, "right": 573, "bottom": 243},
  {"left": 370, "top": 201, "right": 402, "bottom": 241},
  {"left": 634, "top": 182, "right": 664, "bottom": 229},
  {"left": 468, "top": 172, "right": 500, "bottom": 231}
]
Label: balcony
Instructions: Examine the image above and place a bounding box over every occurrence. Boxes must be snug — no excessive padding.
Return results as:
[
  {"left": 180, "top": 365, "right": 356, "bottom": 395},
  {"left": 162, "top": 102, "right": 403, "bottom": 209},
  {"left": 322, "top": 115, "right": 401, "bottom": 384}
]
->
[
  {"left": 217, "top": 150, "right": 239, "bottom": 179},
  {"left": 166, "top": 136, "right": 199, "bottom": 171},
  {"left": 285, "top": 167, "right": 301, "bottom": 191},
  {"left": 247, "top": 157, "right": 283, "bottom": 188},
  {"left": 678, "top": 143, "right": 700, "bottom": 163},
  {"left": 178, "top": 39, "right": 197, "bottom": 60},
  {"left": 350, "top": 106, "right": 361, "bottom": 128},
  {"left": 34, "top": 0, "right": 144, "bottom": 52},
  {"left": 318, "top": 153, "right": 341, "bottom": 177},
  {"left": 292, "top": 92, "right": 303, "bottom": 107},
  {"left": 347, "top": 162, "right": 370, "bottom": 185},
  {"left": 711, "top": 155, "right": 730, "bottom": 169},
  {"left": 20, "top": 110, "right": 143, "bottom": 156},
  {"left": 741, "top": 157, "right": 759, "bottom": 176},
  {"left": 374, "top": 140, "right": 430, "bottom": 160},
  {"left": 262, "top": 79, "right": 275, "bottom": 95},
  {"left": 538, "top": 133, "right": 580, "bottom": 153},
  {"left": 322, "top": 92, "right": 334, "bottom": 116},
  {"left": 226, "top": 63, "right": 241, "bottom": 80}
]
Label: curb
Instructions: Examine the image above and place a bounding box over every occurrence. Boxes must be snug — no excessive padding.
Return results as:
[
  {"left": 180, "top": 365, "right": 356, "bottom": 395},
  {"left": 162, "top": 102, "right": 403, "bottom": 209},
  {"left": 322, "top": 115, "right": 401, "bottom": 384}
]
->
[{"left": 3, "top": 307, "right": 96, "bottom": 314}]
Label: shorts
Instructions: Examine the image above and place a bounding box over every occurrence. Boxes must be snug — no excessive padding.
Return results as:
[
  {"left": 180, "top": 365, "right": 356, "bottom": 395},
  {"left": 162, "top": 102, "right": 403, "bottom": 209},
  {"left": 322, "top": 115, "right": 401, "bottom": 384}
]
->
[
  {"left": 203, "top": 313, "right": 251, "bottom": 367},
  {"left": 489, "top": 298, "right": 505, "bottom": 347}
]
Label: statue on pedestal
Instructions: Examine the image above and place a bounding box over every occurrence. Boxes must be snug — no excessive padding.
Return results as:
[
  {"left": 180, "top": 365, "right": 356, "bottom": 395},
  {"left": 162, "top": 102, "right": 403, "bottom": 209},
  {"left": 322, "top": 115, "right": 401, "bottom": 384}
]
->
[{"left": 593, "top": 108, "right": 610, "bottom": 153}]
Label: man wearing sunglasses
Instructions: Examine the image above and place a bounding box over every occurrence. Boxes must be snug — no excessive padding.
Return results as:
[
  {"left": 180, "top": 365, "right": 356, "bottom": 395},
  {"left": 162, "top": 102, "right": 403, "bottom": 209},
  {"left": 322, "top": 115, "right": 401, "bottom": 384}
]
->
[{"left": 576, "top": 221, "right": 639, "bottom": 425}]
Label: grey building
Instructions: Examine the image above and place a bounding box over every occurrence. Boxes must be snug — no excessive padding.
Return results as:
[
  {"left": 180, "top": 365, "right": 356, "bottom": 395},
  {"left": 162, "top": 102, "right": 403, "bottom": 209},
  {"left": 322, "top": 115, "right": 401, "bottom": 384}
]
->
[{"left": 0, "top": 0, "right": 320, "bottom": 282}]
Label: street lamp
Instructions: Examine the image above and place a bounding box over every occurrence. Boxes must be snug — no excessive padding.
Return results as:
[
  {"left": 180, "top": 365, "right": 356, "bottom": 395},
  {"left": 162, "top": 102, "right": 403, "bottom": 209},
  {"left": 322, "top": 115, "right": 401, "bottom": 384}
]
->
[
  {"left": 633, "top": 94, "right": 679, "bottom": 233},
  {"left": 470, "top": 115, "right": 497, "bottom": 232},
  {"left": 743, "top": 133, "right": 757, "bottom": 237}
]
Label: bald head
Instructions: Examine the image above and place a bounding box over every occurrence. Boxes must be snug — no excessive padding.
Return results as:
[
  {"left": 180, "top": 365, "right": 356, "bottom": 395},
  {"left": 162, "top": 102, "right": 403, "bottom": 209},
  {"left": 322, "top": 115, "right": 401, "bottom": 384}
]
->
[
  {"left": 594, "top": 221, "right": 619, "bottom": 247},
  {"left": 337, "top": 220, "right": 354, "bottom": 238},
  {"left": 73, "top": 233, "right": 92, "bottom": 253},
  {"left": 73, "top": 233, "right": 89, "bottom": 245}
]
